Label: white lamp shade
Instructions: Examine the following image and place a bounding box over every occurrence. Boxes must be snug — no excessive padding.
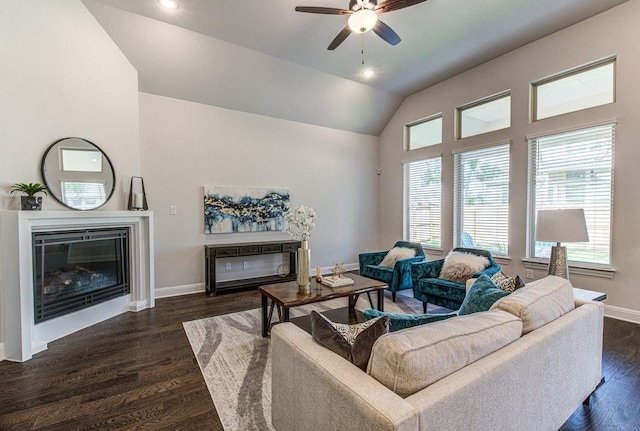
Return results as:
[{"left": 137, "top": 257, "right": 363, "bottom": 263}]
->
[
  {"left": 348, "top": 9, "right": 378, "bottom": 33},
  {"left": 535, "top": 209, "right": 589, "bottom": 243}
]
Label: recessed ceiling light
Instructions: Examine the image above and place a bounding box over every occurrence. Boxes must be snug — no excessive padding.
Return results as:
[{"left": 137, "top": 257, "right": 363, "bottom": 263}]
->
[
  {"left": 158, "top": 0, "right": 179, "bottom": 10},
  {"left": 362, "top": 68, "right": 375, "bottom": 78}
]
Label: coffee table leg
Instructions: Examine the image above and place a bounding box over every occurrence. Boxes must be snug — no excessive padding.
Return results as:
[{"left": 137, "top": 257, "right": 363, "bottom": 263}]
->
[
  {"left": 377, "top": 289, "right": 384, "bottom": 312},
  {"left": 283, "top": 307, "right": 290, "bottom": 322},
  {"left": 261, "top": 293, "right": 268, "bottom": 337}
]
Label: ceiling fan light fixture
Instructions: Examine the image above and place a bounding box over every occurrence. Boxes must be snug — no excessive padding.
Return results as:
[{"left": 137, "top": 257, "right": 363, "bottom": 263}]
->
[{"left": 348, "top": 9, "right": 378, "bottom": 33}]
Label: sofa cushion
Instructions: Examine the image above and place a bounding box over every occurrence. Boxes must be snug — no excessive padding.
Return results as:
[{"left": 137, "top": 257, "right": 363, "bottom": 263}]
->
[
  {"left": 362, "top": 308, "right": 456, "bottom": 332},
  {"left": 490, "top": 275, "right": 575, "bottom": 334},
  {"left": 311, "top": 311, "right": 390, "bottom": 370},
  {"left": 458, "top": 274, "right": 509, "bottom": 316},
  {"left": 367, "top": 311, "right": 522, "bottom": 397},
  {"left": 379, "top": 247, "right": 416, "bottom": 268},
  {"left": 439, "top": 251, "right": 490, "bottom": 283}
]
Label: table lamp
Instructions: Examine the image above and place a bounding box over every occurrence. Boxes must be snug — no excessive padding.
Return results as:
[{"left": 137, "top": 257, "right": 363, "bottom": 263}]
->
[{"left": 535, "top": 209, "right": 589, "bottom": 279}]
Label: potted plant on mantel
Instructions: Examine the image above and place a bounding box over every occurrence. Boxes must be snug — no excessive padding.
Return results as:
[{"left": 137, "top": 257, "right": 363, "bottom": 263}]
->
[{"left": 10, "top": 182, "right": 48, "bottom": 210}]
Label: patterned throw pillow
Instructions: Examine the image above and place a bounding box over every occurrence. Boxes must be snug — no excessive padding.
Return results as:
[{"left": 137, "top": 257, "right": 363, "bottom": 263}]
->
[
  {"left": 378, "top": 247, "right": 416, "bottom": 268},
  {"left": 458, "top": 274, "right": 509, "bottom": 316},
  {"left": 439, "top": 251, "right": 490, "bottom": 283},
  {"left": 311, "top": 311, "right": 390, "bottom": 370},
  {"left": 491, "top": 271, "right": 525, "bottom": 293}
]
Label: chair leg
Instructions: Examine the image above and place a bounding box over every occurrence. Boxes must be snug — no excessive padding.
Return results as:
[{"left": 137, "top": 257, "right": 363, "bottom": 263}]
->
[
  {"left": 423, "top": 302, "right": 427, "bottom": 313},
  {"left": 392, "top": 291, "right": 397, "bottom": 302}
]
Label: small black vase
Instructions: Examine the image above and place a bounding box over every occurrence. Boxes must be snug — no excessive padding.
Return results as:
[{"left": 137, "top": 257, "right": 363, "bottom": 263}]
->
[{"left": 21, "top": 196, "right": 42, "bottom": 211}]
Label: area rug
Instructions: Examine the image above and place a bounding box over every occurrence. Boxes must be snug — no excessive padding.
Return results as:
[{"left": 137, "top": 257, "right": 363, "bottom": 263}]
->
[{"left": 182, "top": 292, "right": 436, "bottom": 431}]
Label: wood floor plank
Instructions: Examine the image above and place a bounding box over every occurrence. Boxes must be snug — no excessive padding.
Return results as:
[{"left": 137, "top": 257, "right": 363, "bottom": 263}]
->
[{"left": 1, "top": 289, "right": 638, "bottom": 430}]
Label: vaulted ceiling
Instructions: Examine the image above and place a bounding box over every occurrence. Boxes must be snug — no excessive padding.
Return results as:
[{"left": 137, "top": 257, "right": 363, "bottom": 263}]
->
[{"left": 84, "top": 0, "right": 628, "bottom": 135}]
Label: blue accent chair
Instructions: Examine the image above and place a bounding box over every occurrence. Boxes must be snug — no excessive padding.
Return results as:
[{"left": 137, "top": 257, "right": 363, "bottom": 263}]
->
[
  {"left": 411, "top": 247, "right": 500, "bottom": 313},
  {"left": 359, "top": 241, "right": 426, "bottom": 302}
]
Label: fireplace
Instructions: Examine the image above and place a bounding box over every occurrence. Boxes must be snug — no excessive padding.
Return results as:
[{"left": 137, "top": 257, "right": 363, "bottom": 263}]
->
[
  {"left": 0, "top": 210, "right": 154, "bottom": 362},
  {"left": 33, "top": 228, "right": 130, "bottom": 323}
]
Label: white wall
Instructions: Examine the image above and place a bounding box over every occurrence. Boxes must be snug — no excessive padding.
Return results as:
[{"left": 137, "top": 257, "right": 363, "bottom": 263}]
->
[
  {"left": 0, "top": 0, "right": 139, "bottom": 347},
  {"left": 378, "top": 1, "right": 640, "bottom": 318},
  {"left": 139, "top": 93, "right": 379, "bottom": 292}
]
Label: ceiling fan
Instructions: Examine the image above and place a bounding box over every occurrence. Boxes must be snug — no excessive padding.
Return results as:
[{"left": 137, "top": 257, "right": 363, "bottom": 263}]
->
[{"left": 295, "top": 0, "right": 428, "bottom": 50}]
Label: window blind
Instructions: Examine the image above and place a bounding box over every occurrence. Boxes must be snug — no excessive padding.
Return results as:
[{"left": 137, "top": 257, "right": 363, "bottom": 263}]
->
[
  {"left": 453, "top": 143, "right": 510, "bottom": 256},
  {"left": 528, "top": 123, "right": 615, "bottom": 266},
  {"left": 403, "top": 157, "right": 442, "bottom": 249},
  {"left": 62, "top": 182, "right": 107, "bottom": 211}
]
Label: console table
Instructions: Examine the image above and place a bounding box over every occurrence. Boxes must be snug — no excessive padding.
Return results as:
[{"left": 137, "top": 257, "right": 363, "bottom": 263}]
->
[{"left": 204, "top": 240, "right": 300, "bottom": 296}]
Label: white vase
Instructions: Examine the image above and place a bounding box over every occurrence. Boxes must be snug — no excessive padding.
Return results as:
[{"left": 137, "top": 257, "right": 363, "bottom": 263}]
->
[{"left": 297, "top": 240, "right": 311, "bottom": 291}]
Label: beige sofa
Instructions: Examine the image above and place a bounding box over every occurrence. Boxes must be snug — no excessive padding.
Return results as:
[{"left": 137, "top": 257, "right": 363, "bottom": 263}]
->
[{"left": 271, "top": 276, "right": 604, "bottom": 431}]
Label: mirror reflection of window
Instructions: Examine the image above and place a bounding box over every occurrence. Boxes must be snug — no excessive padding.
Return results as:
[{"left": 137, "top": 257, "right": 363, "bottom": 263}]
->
[
  {"left": 60, "top": 148, "right": 103, "bottom": 172},
  {"left": 61, "top": 182, "right": 106, "bottom": 210}
]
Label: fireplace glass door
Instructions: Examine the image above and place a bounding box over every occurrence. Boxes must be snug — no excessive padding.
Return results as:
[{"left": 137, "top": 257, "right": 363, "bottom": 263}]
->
[{"left": 33, "top": 228, "right": 129, "bottom": 323}]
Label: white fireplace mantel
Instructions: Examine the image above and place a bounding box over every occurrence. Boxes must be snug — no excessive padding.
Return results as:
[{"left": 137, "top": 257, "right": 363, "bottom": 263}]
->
[{"left": 0, "top": 210, "right": 154, "bottom": 362}]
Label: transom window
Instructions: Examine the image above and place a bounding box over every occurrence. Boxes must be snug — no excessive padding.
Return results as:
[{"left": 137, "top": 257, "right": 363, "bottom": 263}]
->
[
  {"left": 453, "top": 143, "right": 510, "bottom": 256},
  {"left": 527, "top": 123, "right": 615, "bottom": 266},
  {"left": 403, "top": 157, "right": 442, "bottom": 249},
  {"left": 457, "top": 92, "right": 511, "bottom": 139},
  {"left": 406, "top": 114, "right": 442, "bottom": 150},
  {"left": 532, "top": 57, "right": 615, "bottom": 121}
]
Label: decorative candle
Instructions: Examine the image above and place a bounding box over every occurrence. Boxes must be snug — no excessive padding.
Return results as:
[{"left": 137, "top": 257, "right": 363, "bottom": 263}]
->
[
  {"left": 315, "top": 266, "right": 322, "bottom": 283},
  {"left": 133, "top": 193, "right": 143, "bottom": 209}
]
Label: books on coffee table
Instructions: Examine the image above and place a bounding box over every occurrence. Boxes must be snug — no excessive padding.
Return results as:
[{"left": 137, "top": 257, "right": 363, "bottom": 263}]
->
[{"left": 321, "top": 276, "right": 355, "bottom": 288}]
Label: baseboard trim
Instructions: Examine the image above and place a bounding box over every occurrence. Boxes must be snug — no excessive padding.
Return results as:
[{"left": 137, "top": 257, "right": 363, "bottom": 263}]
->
[
  {"left": 155, "top": 283, "right": 206, "bottom": 299},
  {"left": 604, "top": 304, "right": 640, "bottom": 324},
  {"left": 0, "top": 343, "right": 5, "bottom": 362}
]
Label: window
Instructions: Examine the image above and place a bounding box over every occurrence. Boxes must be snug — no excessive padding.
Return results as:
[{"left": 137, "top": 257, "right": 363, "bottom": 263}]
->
[
  {"left": 403, "top": 157, "right": 442, "bottom": 249},
  {"left": 532, "top": 58, "right": 615, "bottom": 121},
  {"left": 406, "top": 114, "right": 442, "bottom": 150},
  {"left": 457, "top": 92, "right": 511, "bottom": 139},
  {"left": 528, "top": 123, "right": 614, "bottom": 266},
  {"left": 453, "top": 143, "right": 510, "bottom": 256}
]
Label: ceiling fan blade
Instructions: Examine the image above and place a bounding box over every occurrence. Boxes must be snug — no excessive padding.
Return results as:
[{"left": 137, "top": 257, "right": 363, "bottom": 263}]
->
[
  {"left": 375, "top": 0, "right": 428, "bottom": 14},
  {"left": 295, "top": 6, "right": 351, "bottom": 15},
  {"left": 373, "top": 20, "right": 401, "bottom": 45},
  {"left": 328, "top": 26, "right": 352, "bottom": 50}
]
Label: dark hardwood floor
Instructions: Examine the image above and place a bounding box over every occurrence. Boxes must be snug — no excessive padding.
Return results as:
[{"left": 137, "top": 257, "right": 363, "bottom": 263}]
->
[{"left": 0, "top": 290, "right": 638, "bottom": 430}]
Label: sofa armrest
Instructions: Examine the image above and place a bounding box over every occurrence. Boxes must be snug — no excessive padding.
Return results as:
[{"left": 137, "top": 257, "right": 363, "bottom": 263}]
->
[{"left": 271, "top": 323, "right": 418, "bottom": 431}]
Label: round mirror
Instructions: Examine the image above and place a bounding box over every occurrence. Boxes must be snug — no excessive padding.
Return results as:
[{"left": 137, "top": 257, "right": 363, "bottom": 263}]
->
[{"left": 41, "top": 137, "right": 116, "bottom": 210}]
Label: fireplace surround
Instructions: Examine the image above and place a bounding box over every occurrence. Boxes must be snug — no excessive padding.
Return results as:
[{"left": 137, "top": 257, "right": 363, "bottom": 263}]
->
[{"left": 0, "top": 211, "right": 154, "bottom": 362}]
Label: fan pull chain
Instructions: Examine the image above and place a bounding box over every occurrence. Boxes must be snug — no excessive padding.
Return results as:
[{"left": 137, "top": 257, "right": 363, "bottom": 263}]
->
[{"left": 361, "top": 34, "right": 365, "bottom": 65}]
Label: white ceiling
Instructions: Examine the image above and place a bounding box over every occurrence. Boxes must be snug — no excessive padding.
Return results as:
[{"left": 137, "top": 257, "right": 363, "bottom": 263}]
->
[{"left": 83, "top": 0, "right": 628, "bottom": 135}]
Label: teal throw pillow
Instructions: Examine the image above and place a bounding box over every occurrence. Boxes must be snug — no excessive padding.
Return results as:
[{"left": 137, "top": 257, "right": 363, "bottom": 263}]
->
[
  {"left": 458, "top": 274, "right": 509, "bottom": 316},
  {"left": 363, "top": 308, "right": 456, "bottom": 332}
]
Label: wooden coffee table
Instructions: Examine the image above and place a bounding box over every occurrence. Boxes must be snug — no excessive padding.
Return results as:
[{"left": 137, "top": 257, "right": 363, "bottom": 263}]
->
[{"left": 259, "top": 274, "right": 387, "bottom": 337}]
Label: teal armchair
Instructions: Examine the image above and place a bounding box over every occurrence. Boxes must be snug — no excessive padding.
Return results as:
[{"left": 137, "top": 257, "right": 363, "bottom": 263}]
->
[
  {"left": 411, "top": 247, "right": 500, "bottom": 313},
  {"left": 359, "top": 241, "right": 426, "bottom": 302}
]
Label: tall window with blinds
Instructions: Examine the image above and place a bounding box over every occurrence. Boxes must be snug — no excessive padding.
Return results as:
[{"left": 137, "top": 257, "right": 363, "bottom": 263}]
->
[
  {"left": 528, "top": 123, "right": 614, "bottom": 266},
  {"left": 403, "top": 157, "right": 442, "bottom": 249},
  {"left": 453, "top": 143, "right": 510, "bottom": 256}
]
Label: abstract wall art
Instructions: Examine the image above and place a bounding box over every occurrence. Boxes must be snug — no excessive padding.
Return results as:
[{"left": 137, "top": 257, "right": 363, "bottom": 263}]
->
[{"left": 204, "top": 186, "right": 290, "bottom": 234}]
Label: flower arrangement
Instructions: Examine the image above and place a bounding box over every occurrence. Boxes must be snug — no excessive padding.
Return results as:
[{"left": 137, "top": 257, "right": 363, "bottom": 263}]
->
[{"left": 285, "top": 205, "right": 317, "bottom": 241}]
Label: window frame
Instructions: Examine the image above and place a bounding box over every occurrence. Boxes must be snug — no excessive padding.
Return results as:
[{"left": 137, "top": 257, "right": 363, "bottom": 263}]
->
[
  {"left": 403, "top": 156, "right": 443, "bottom": 251},
  {"left": 526, "top": 122, "right": 615, "bottom": 268},
  {"left": 531, "top": 57, "right": 616, "bottom": 122},
  {"left": 453, "top": 142, "right": 511, "bottom": 257},
  {"left": 456, "top": 90, "right": 511, "bottom": 139},
  {"left": 405, "top": 113, "right": 443, "bottom": 151}
]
